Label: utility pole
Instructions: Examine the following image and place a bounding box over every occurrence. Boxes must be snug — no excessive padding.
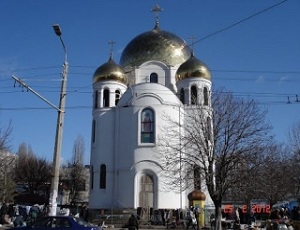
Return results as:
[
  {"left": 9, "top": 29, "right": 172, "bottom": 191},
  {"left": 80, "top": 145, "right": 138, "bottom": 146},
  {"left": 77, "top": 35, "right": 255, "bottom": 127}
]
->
[
  {"left": 12, "top": 24, "right": 68, "bottom": 216},
  {"left": 49, "top": 24, "right": 68, "bottom": 216}
]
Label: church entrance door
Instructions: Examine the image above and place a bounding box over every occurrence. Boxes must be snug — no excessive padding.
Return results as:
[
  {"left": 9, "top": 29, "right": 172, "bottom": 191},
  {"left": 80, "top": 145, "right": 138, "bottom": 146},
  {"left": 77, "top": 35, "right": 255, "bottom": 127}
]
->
[{"left": 139, "top": 174, "right": 154, "bottom": 221}]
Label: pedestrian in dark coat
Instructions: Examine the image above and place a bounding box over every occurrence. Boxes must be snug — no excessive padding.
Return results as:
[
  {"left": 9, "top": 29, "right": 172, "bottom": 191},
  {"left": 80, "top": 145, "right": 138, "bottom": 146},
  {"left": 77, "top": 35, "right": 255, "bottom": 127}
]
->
[
  {"left": 80, "top": 204, "right": 90, "bottom": 222},
  {"left": 128, "top": 214, "right": 139, "bottom": 230}
]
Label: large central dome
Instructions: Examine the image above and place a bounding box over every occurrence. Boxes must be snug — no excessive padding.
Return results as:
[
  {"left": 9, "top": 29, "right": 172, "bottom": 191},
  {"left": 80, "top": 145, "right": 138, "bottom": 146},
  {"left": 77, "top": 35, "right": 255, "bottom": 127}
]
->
[{"left": 120, "top": 24, "right": 192, "bottom": 68}]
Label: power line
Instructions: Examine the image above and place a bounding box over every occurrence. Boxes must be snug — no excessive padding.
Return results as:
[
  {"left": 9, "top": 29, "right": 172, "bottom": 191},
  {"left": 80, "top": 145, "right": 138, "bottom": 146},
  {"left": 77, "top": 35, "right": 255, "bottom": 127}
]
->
[
  {"left": 0, "top": 1, "right": 295, "bottom": 102},
  {"left": 190, "top": 0, "right": 289, "bottom": 46},
  {"left": 0, "top": 66, "right": 61, "bottom": 73}
]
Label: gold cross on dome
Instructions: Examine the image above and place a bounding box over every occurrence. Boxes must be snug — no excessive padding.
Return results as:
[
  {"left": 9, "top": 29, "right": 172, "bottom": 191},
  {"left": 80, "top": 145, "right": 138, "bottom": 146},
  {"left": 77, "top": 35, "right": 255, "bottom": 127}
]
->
[
  {"left": 108, "top": 40, "right": 116, "bottom": 58},
  {"left": 188, "top": 35, "right": 196, "bottom": 51},
  {"left": 151, "top": 4, "right": 163, "bottom": 24}
]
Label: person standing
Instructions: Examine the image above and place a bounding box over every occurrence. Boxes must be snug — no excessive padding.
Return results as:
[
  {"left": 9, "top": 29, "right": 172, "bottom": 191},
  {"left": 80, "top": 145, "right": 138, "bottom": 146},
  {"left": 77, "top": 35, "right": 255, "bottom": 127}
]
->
[
  {"left": 235, "top": 207, "right": 240, "bottom": 224},
  {"left": 186, "top": 206, "right": 197, "bottom": 230},
  {"left": 1, "top": 202, "right": 10, "bottom": 224},
  {"left": 80, "top": 204, "right": 90, "bottom": 222},
  {"left": 29, "top": 204, "right": 40, "bottom": 223},
  {"left": 210, "top": 213, "right": 216, "bottom": 230},
  {"left": 128, "top": 214, "right": 139, "bottom": 230}
]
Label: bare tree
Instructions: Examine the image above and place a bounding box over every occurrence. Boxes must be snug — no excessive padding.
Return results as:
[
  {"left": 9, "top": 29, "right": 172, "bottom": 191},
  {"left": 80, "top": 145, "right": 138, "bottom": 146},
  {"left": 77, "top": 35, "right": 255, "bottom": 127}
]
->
[
  {"left": 14, "top": 143, "right": 52, "bottom": 202},
  {"left": 62, "top": 135, "right": 87, "bottom": 204},
  {"left": 286, "top": 121, "right": 300, "bottom": 196},
  {"left": 288, "top": 121, "right": 300, "bottom": 155},
  {"left": 0, "top": 118, "right": 12, "bottom": 152},
  {"left": 158, "top": 89, "right": 273, "bottom": 230},
  {"left": 72, "top": 135, "right": 85, "bottom": 166},
  {"left": 235, "top": 144, "right": 292, "bottom": 207},
  {"left": 0, "top": 116, "right": 15, "bottom": 202}
]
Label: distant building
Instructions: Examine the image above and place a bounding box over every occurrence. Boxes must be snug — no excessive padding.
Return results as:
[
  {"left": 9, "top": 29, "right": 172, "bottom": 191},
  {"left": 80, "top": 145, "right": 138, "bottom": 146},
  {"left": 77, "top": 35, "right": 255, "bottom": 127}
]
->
[
  {"left": 89, "top": 6, "right": 214, "bottom": 212},
  {"left": 0, "top": 150, "right": 17, "bottom": 202}
]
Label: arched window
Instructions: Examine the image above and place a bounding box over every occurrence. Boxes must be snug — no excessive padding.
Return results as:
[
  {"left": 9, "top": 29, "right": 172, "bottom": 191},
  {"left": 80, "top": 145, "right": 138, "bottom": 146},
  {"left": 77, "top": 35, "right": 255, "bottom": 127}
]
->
[
  {"left": 92, "top": 120, "right": 96, "bottom": 143},
  {"left": 94, "top": 91, "right": 98, "bottom": 109},
  {"left": 100, "top": 164, "right": 106, "bottom": 189},
  {"left": 191, "top": 85, "right": 197, "bottom": 105},
  {"left": 203, "top": 87, "right": 208, "bottom": 105},
  {"left": 150, "top": 73, "right": 158, "bottom": 83},
  {"left": 180, "top": 88, "right": 185, "bottom": 104},
  {"left": 103, "top": 88, "right": 110, "bottom": 107},
  {"left": 115, "top": 90, "right": 121, "bottom": 105},
  {"left": 141, "top": 108, "right": 155, "bottom": 143}
]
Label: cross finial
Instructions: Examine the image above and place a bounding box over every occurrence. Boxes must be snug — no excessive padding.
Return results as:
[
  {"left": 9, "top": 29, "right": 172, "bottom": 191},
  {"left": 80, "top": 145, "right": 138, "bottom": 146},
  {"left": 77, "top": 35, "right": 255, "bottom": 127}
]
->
[
  {"left": 188, "top": 35, "right": 196, "bottom": 51},
  {"left": 151, "top": 4, "right": 163, "bottom": 25},
  {"left": 108, "top": 40, "right": 116, "bottom": 59}
]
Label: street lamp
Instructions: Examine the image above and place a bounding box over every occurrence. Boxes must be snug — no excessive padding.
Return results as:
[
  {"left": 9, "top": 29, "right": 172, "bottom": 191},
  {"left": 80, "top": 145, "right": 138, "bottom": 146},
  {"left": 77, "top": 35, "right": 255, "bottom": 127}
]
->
[{"left": 48, "top": 24, "right": 69, "bottom": 216}]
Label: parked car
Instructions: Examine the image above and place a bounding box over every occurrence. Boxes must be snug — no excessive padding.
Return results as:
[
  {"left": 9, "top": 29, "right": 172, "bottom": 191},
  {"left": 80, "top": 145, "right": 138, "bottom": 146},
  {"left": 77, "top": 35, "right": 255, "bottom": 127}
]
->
[{"left": 10, "top": 215, "right": 102, "bottom": 230}]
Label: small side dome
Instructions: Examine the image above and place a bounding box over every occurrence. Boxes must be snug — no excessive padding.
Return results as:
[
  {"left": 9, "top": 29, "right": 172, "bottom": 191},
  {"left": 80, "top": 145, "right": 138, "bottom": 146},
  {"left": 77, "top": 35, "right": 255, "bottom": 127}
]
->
[
  {"left": 188, "top": 190, "right": 206, "bottom": 201},
  {"left": 175, "top": 54, "right": 211, "bottom": 82},
  {"left": 93, "top": 56, "right": 127, "bottom": 84}
]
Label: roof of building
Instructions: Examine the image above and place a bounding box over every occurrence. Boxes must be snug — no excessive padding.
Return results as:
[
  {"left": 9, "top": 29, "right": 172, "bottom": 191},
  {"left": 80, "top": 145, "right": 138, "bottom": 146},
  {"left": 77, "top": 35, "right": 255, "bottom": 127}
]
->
[{"left": 120, "top": 23, "right": 192, "bottom": 68}]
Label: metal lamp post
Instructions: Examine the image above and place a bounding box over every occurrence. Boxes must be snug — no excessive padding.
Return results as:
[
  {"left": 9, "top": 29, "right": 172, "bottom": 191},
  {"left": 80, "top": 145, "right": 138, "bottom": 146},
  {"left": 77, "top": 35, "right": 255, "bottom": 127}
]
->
[{"left": 48, "top": 24, "right": 68, "bottom": 216}]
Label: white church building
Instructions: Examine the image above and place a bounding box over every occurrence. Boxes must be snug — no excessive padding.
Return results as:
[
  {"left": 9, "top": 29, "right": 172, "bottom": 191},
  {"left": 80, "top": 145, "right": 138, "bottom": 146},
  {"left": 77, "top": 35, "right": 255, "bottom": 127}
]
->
[{"left": 89, "top": 7, "right": 213, "bottom": 214}]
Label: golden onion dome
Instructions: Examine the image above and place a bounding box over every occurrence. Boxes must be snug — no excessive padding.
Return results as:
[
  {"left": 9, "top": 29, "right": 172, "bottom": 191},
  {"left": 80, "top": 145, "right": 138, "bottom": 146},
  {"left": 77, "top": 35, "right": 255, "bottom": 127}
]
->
[
  {"left": 175, "top": 53, "right": 211, "bottom": 82},
  {"left": 93, "top": 56, "right": 127, "bottom": 84},
  {"left": 120, "top": 24, "right": 192, "bottom": 67}
]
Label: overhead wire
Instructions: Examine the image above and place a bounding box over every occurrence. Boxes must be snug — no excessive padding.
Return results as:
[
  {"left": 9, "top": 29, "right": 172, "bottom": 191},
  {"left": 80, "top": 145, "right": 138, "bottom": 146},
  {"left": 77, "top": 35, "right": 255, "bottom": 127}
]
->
[
  {"left": 1, "top": 0, "right": 297, "bottom": 111},
  {"left": 189, "top": 0, "right": 289, "bottom": 46}
]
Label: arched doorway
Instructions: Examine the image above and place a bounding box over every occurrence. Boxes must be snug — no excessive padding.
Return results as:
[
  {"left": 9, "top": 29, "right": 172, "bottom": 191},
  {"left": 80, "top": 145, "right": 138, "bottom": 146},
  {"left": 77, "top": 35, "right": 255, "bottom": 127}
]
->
[{"left": 138, "top": 174, "right": 154, "bottom": 221}]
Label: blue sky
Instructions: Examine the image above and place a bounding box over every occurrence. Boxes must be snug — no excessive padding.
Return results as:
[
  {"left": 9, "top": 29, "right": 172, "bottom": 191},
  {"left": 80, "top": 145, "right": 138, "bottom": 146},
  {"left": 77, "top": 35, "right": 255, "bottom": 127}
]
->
[{"left": 0, "top": 0, "right": 299, "bottom": 164}]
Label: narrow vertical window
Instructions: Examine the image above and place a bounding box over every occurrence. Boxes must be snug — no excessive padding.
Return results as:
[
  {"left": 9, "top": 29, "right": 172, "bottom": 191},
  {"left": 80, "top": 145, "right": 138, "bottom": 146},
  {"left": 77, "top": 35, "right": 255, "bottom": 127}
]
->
[
  {"left": 203, "top": 87, "right": 208, "bottom": 106},
  {"left": 92, "top": 120, "right": 96, "bottom": 143},
  {"left": 141, "top": 108, "right": 155, "bottom": 143},
  {"left": 100, "top": 164, "right": 106, "bottom": 189},
  {"left": 90, "top": 165, "right": 94, "bottom": 189},
  {"left": 150, "top": 73, "right": 158, "bottom": 83},
  {"left": 207, "top": 117, "right": 212, "bottom": 142},
  {"left": 191, "top": 85, "right": 197, "bottom": 105},
  {"left": 103, "top": 89, "right": 110, "bottom": 107},
  {"left": 180, "top": 88, "right": 185, "bottom": 104},
  {"left": 94, "top": 91, "right": 98, "bottom": 109},
  {"left": 115, "top": 90, "right": 121, "bottom": 105}
]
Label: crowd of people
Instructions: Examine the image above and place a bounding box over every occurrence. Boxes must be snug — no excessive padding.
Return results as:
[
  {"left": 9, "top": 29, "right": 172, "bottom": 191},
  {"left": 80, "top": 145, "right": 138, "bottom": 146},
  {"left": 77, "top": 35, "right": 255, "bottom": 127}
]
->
[
  {"left": 0, "top": 201, "right": 92, "bottom": 227},
  {"left": 0, "top": 202, "right": 47, "bottom": 227}
]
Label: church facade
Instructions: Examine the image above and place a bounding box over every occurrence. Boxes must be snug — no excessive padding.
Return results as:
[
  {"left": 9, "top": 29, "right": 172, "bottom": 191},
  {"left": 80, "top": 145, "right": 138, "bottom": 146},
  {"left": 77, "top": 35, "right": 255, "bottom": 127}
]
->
[{"left": 89, "top": 13, "right": 213, "bottom": 212}]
